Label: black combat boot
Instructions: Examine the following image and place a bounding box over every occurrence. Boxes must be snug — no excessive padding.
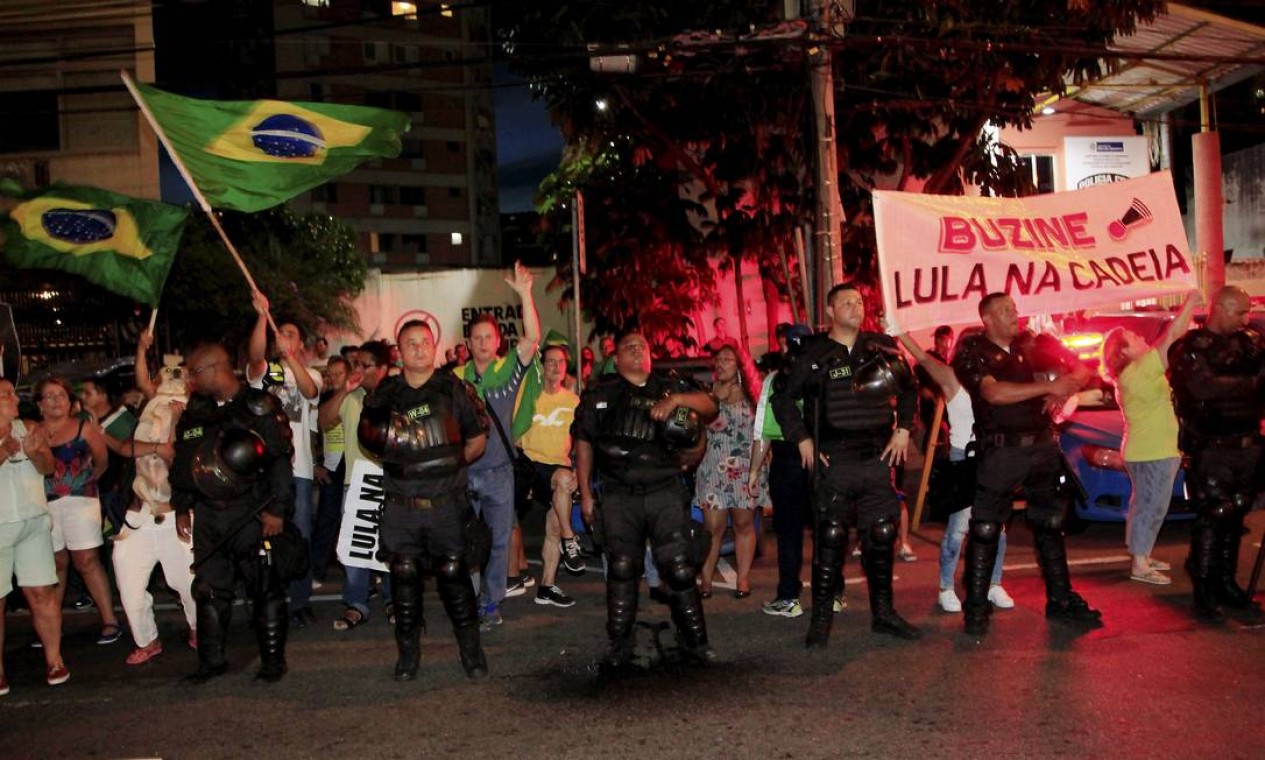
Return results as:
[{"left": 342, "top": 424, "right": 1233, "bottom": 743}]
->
[
  {"left": 805, "top": 519, "right": 846, "bottom": 648},
  {"left": 436, "top": 570, "right": 487, "bottom": 679},
  {"left": 863, "top": 521, "right": 921, "bottom": 640},
  {"left": 962, "top": 522, "right": 1001, "bottom": 637},
  {"left": 184, "top": 597, "right": 231, "bottom": 685},
  {"left": 1213, "top": 512, "right": 1260, "bottom": 613},
  {"left": 390, "top": 557, "right": 424, "bottom": 681},
  {"left": 603, "top": 574, "right": 640, "bottom": 668},
  {"left": 1032, "top": 521, "right": 1102, "bottom": 627},
  {"left": 668, "top": 586, "right": 715, "bottom": 663},
  {"left": 253, "top": 595, "right": 289, "bottom": 682},
  {"left": 1187, "top": 519, "right": 1226, "bottom": 623}
]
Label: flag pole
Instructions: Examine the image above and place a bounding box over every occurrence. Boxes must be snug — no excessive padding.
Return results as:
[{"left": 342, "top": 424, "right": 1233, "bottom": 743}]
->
[{"left": 120, "top": 70, "right": 280, "bottom": 336}]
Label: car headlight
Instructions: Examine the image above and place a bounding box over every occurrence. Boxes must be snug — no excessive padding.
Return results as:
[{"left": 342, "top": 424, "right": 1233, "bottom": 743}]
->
[{"left": 1081, "top": 444, "right": 1125, "bottom": 471}]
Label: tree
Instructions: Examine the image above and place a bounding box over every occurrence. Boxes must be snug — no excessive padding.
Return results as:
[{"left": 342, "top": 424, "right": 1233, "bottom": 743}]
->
[
  {"left": 161, "top": 205, "right": 366, "bottom": 348},
  {"left": 502, "top": 0, "right": 1163, "bottom": 337}
]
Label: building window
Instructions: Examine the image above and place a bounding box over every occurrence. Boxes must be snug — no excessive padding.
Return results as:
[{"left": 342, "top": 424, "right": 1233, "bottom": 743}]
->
[
  {"left": 399, "top": 186, "right": 426, "bottom": 205},
  {"left": 378, "top": 233, "right": 398, "bottom": 251},
  {"left": 311, "top": 183, "right": 338, "bottom": 203},
  {"left": 448, "top": 187, "right": 462, "bottom": 198},
  {"left": 1017, "top": 155, "right": 1055, "bottom": 195},
  {"left": 302, "top": 0, "right": 330, "bottom": 6},
  {"left": 401, "top": 234, "right": 428, "bottom": 253},
  {"left": 400, "top": 139, "right": 424, "bottom": 158},
  {"left": 369, "top": 185, "right": 397, "bottom": 204},
  {"left": 1, "top": 91, "right": 60, "bottom": 154},
  {"left": 446, "top": 141, "right": 460, "bottom": 152}
]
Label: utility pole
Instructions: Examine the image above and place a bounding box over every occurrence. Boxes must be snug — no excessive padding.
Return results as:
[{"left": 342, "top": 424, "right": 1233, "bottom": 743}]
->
[{"left": 807, "top": 0, "right": 849, "bottom": 323}]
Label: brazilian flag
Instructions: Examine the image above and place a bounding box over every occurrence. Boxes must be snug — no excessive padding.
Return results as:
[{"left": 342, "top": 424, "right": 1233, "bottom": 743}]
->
[
  {"left": 133, "top": 83, "right": 412, "bottom": 213},
  {"left": 0, "top": 182, "right": 188, "bottom": 306}
]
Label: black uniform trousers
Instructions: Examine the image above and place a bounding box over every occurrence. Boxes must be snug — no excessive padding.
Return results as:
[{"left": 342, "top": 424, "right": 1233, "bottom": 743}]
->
[
  {"left": 192, "top": 506, "right": 271, "bottom": 598},
  {"left": 972, "top": 438, "right": 1066, "bottom": 524},
  {"left": 600, "top": 479, "right": 692, "bottom": 569}
]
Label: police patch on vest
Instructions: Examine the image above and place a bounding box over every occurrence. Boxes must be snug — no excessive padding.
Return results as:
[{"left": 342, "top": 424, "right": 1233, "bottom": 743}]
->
[
  {"left": 183, "top": 426, "right": 204, "bottom": 440},
  {"left": 829, "top": 366, "right": 852, "bottom": 380},
  {"left": 406, "top": 404, "right": 431, "bottom": 420}
]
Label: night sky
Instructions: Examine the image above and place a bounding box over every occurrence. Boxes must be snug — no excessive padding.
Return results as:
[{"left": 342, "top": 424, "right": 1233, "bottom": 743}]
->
[{"left": 493, "top": 66, "right": 564, "bottom": 214}]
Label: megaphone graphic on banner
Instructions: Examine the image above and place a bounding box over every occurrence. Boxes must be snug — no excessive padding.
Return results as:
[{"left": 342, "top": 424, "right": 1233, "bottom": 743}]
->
[{"left": 1108, "top": 198, "right": 1152, "bottom": 241}]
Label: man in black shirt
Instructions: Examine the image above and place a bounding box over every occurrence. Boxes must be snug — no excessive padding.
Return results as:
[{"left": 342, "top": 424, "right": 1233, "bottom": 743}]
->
[
  {"left": 952, "top": 293, "right": 1097, "bottom": 637},
  {"left": 359, "top": 320, "right": 491, "bottom": 681},
  {"left": 1168, "top": 285, "right": 1265, "bottom": 621},
  {"left": 574, "top": 329, "right": 718, "bottom": 668},
  {"left": 171, "top": 342, "right": 296, "bottom": 683},
  {"left": 771, "top": 284, "right": 921, "bottom": 648}
]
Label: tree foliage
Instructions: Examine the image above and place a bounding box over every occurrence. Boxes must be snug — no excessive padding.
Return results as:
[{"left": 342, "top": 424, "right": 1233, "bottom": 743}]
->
[
  {"left": 502, "top": 0, "right": 1163, "bottom": 337},
  {"left": 163, "top": 205, "right": 366, "bottom": 348}
]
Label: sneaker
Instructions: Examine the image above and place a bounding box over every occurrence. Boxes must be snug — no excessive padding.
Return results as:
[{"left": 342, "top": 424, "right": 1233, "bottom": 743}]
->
[
  {"left": 505, "top": 577, "right": 528, "bottom": 598},
  {"left": 520, "top": 573, "right": 537, "bottom": 590},
  {"left": 126, "top": 641, "right": 163, "bottom": 666},
  {"left": 46, "top": 664, "right": 70, "bottom": 686},
  {"left": 833, "top": 595, "right": 848, "bottom": 614},
  {"left": 762, "top": 598, "right": 804, "bottom": 618},
  {"left": 97, "top": 624, "right": 124, "bottom": 645},
  {"left": 560, "top": 537, "right": 587, "bottom": 575},
  {"left": 71, "top": 594, "right": 94, "bottom": 611},
  {"left": 535, "top": 585, "right": 576, "bottom": 608},
  {"left": 938, "top": 588, "right": 963, "bottom": 613},
  {"left": 898, "top": 545, "right": 919, "bottom": 562},
  {"left": 478, "top": 604, "right": 503, "bottom": 633},
  {"left": 988, "top": 584, "right": 1016, "bottom": 609}
]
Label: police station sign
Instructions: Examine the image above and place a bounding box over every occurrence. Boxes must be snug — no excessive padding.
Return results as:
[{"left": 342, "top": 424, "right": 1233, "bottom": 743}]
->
[{"left": 874, "top": 171, "right": 1197, "bottom": 333}]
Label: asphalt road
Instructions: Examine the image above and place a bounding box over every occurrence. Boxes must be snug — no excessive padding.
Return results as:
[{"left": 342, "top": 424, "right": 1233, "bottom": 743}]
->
[{"left": 3, "top": 511, "right": 1264, "bottom": 759}]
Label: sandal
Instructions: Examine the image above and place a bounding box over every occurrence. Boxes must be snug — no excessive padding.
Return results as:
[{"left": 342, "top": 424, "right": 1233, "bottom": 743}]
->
[
  {"left": 97, "top": 623, "right": 124, "bottom": 645},
  {"left": 733, "top": 586, "right": 752, "bottom": 599},
  {"left": 1148, "top": 558, "right": 1172, "bottom": 571},
  {"left": 333, "top": 608, "right": 366, "bottom": 632},
  {"left": 1130, "top": 567, "right": 1172, "bottom": 586}
]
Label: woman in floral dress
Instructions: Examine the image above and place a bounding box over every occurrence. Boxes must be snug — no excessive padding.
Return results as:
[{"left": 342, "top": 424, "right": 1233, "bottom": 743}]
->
[{"left": 695, "top": 342, "right": 768, "bottom": 598}]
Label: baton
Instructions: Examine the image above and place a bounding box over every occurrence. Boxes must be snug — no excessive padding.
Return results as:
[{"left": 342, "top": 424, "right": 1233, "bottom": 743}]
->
[{"left": 189, "top": 496, "right": 277, "bottom": 573}]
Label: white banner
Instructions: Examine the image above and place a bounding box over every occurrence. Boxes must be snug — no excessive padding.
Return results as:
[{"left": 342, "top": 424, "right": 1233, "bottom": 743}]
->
[
  {"left": 874, "top": 171, "right": 1197, "bottom": 334},
  {"left": 336, "top": 459, "right": 389, "bottom": 572}
]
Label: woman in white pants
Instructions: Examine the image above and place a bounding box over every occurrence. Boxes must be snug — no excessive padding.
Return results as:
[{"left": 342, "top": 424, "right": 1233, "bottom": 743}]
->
[{"left": 108, "top": 333, "right": 196, "bottom": 665}]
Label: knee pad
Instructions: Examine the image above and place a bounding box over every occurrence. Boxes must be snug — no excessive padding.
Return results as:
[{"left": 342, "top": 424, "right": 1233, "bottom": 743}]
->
[
  {"left": 1190, "top": 474, "right": 1226, "bottom": 503},
  {"left": 662, "top": 557, "right": 696, "bottom": 592},
  {"left": 819, "top": 519, "right": 847, "bottom": 550},
  {"left": 969, "top": 520, "right": 1001, "bottom": 543},
  {"left": 433, "top": 554, "right": 465, "bottom": 581},
  {"left": 607, "top": 553, "right": 640, "bottom": 582},
  {"left": 192, "top": 579, "right": 217, "bottom": 603},
  {"left": 389, "top": 555, "right": 421, "bottom": 583},
  {"left": 1028, "top": 512, "right": 1064, "bottom": 533},
  {"left": 867, "top": 519, "right": 896, "bottom": 546}
]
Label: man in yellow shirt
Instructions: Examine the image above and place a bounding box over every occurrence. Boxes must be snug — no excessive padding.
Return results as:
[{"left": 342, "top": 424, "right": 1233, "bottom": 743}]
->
[{"left": 518, "top": 344, "right": 584, "bottom": 606}]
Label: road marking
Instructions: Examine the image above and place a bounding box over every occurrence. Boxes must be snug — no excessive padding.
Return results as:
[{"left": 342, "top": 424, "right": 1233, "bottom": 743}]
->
[{"left": 1003, "top": 554, "right": 1132, "bottom": 572}]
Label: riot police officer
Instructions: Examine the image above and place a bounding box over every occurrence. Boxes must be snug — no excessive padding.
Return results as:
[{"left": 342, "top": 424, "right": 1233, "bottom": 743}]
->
[
  {"left": 771, "top": 284, "right": 921, "bottom": 648},
  {"left": 171, "top": 342, "right": 297, "bottom": 683},
  {"left": 952, "top": 293, "right": 1098, "bottom": 637},
  {"left": 574, "top": 329, "right": 719, "bottom": 667},
  {"left": 359, "top": 319, "right": 491, "bottom": 681},
  {"left": 1168, "top": 285, "right": 1265, "bottom": 621}
]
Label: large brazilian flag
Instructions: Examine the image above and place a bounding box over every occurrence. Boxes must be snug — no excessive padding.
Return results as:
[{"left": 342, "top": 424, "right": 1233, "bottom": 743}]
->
[
  {"left": 0, "top": 182, "right": 188, "bottom": 306},
  {"left": 133, "top": 83, "right": 412, "bottom": 213}
]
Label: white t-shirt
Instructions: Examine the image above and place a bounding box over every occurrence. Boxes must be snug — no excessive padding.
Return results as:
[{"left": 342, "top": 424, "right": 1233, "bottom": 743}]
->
[{"left": 250, "top": 363, "right": 323, "bottom": 480}]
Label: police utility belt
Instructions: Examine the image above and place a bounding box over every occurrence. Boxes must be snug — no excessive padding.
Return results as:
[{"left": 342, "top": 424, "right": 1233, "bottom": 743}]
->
[
  {"left": 979, "top": 429, "right": 1053, "bottom": 449},
  {"left": 603, "top": 477, "right": 681, "bottom": 496},
  {"left": 385, "top": 491, "right": 463, "bottom": 511}
]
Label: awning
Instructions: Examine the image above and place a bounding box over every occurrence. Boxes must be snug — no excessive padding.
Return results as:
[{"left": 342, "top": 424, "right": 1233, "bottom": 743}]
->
[{"left": 1064, "top": 3, "right": 1264, "bottom": 116}]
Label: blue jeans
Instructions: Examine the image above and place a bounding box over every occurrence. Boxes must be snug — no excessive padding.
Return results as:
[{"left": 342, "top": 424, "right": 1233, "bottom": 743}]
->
[
  {"left": 469, "top": 462, "right": 514, "bottom": 609},
  {"left": 289, "top": 477, "right": 314, "bottom": 610},
  {"left": 338, "top": 486, "right": 391, "bottom": 617},
  {"left": 940, "top": 507, "right": 1007, "bottom": 589},
  {"left": 1124, "top": 457, "right": 1180, "bottom": 557}
]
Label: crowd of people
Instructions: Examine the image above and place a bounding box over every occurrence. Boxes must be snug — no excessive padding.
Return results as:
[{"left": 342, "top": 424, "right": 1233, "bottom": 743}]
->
[{"left": 2, "top": 275, "right": 1262, "bottom": 694}]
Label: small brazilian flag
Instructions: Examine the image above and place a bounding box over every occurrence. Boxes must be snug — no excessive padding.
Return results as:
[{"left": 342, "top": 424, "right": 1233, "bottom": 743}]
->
[
  {"left": 132, "top": 82, "right": 412, "bottom": 213},
  {"left": 0, "top": 182, "right": 188, "bottom": 306}
]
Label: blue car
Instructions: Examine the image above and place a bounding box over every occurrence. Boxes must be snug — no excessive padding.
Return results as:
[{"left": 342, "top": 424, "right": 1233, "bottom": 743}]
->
[{"left": 1058, "top": 403, "right": 1192, "bottom": 533}]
